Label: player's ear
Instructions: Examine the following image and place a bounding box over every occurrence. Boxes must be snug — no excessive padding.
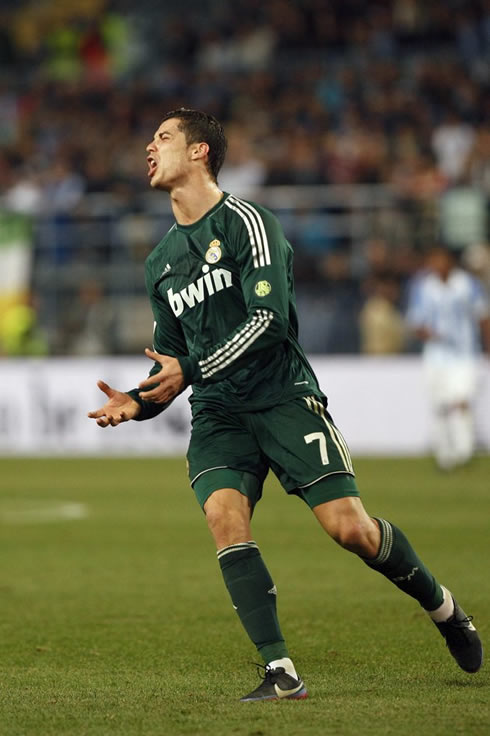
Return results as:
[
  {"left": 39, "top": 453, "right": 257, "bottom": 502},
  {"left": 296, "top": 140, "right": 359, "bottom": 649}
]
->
[{"left": 190, "top": 141, "right": 209, "bottom": 161}]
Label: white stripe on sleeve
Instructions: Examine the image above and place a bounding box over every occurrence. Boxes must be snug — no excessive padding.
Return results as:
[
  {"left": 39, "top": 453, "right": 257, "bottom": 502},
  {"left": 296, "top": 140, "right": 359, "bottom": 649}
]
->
[{"left": 199, "top": 309, "right": 274, "bottom": 379}]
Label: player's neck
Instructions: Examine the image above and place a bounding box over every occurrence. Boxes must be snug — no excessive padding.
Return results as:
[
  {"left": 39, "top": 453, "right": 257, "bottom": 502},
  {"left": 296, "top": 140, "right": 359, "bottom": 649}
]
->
[{"left": 169, "top": 178, "right": 224, "bottom": 226}]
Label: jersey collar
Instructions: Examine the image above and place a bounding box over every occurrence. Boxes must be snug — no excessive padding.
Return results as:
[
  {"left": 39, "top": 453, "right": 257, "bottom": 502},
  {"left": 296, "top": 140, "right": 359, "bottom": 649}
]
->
[{"left": 175, "top": 192, "right": 230, "bottom": 233}]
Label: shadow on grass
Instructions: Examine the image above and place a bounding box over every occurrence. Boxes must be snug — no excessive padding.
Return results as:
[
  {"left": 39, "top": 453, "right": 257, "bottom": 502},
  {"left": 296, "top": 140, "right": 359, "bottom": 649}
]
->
[{"left": 444, "top": 678, "right": 488, "bottom": 688}]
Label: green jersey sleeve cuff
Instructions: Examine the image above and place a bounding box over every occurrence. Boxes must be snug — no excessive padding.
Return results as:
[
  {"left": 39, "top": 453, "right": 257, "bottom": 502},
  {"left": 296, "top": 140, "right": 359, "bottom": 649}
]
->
[
  {"left": 125, "top": 388, "right": 165, "bottom": 421},
  {"left": 178, "top": 355, "right": 201, "bottom": 386}
]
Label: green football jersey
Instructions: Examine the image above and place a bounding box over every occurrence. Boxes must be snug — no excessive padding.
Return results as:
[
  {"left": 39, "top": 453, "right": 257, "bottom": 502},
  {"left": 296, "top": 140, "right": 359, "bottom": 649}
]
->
[{"left": 128, "top": 192, "right": 324, "bottom": 419}]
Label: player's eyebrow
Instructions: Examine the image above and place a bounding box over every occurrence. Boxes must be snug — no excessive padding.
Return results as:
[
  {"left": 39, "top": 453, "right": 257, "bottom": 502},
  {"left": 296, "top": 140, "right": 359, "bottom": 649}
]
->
[{"left": 155, "top": 128, "right": 173, "bottom": 140}]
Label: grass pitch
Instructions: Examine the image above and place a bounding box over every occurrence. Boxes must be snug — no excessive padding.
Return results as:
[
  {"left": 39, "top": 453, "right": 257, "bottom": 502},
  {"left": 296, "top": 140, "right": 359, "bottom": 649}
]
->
[{"left": 1, "top": 456, "right": 489, "bottom": 736}]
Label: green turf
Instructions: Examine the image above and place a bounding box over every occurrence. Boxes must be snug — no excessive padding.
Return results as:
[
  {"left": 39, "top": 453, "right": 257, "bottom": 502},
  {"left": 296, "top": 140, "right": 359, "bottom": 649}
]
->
[{"left": 0, "top": 456, "right": 489, "bottom": 736}]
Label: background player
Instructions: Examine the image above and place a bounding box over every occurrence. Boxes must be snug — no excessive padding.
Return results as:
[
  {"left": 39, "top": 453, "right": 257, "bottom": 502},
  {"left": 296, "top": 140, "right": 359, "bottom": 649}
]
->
[
  {"left": 88, "top": 109, "right": 483, "bottom": 701},
  {"left": 406, "top": 246, "right": 490, "bottom": 470}
]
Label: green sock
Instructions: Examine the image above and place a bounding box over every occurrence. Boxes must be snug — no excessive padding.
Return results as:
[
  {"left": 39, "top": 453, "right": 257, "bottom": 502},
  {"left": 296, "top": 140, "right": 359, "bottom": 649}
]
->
[
  {"left": 363, "top": 518, "right": 444, "bottom": 611},
  {"left": 218, "top": 541, "right": 288, "bottom": 663}
]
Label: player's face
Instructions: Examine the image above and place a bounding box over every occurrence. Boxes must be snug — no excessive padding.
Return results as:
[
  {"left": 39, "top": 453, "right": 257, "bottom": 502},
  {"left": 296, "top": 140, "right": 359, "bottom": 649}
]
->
[
  {"left": 429, "top": 250, "right": 453, "bottom": 280},
  {"left": 146, "top": 118, "right": 192, "bottom": 190}
]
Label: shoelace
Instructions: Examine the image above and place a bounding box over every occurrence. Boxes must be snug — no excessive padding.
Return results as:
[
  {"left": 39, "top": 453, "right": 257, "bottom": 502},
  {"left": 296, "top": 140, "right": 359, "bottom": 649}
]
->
[
  {"left": 251, "top": 662, "right": 282, "bottom": 682},
  {"left": 449, "top": 614, "right": 474, "bottom": 628}
]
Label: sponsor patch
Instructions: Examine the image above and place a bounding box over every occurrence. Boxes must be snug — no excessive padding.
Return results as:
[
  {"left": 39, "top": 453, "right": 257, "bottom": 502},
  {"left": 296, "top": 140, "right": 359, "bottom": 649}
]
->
[{"left": 255, "top": 280, "right": 271, "bottom": 297}]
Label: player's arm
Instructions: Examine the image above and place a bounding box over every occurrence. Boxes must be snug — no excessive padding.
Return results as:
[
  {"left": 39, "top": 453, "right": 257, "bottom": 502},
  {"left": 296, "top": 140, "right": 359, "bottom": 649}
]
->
[
  {"left": 471, "top": 277, "right": 490, "bottom": 354},
  {"left": 481, "top": 316, "right": 490, "bottom": 354},
  {"left": 127, "top": 297, "right": 189, "bottom": 419},
  {"left": 177, "top": 204, "right": 291, "bottom": 385},
  {"left": 89, "top": 292, "right": 189, "bottom": 426},
  {"left": 405, "top": 276, "right": 436, "bottom": 342}
]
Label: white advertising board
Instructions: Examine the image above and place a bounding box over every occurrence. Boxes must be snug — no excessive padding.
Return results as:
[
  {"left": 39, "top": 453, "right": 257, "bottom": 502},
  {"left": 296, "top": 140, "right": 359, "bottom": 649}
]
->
[{"left": 0, "top": 356, "right": 488, "bottom": 456}]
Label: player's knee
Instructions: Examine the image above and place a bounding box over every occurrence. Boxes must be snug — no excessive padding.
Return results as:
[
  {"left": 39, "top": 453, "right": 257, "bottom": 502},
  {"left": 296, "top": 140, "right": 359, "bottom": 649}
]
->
[
  {"left": 205, "top": 505, "right": 232, "bottom": 534},
  {"left": 330, "top": 518, "right": 377, "bottom": 556},
  {"left": 330, "top": 520, "right": 363, "bottom": 550}
]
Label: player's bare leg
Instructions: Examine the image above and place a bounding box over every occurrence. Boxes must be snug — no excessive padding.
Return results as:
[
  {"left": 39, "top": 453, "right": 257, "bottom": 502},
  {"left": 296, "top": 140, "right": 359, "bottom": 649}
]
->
[
  {"left": 204, "top": 487, "right": 253, "bottom": 548},
  {"left": 447, "top": 401, "right": 474, "bottom": 467},
  {"left": 313, "top": 496, "right": 482, "bottom": 673},
  {"left": 204, "top": 488, "right": 307, "bottom": 701},
  {"left": 433, "top": 401, "right": 474, "bottom": 470},
  {"left": 433, "top": 405, "right": 454, "bottom": 470},
  {"left": 312, "top": 496, "right": 380, "bottom": 557}
]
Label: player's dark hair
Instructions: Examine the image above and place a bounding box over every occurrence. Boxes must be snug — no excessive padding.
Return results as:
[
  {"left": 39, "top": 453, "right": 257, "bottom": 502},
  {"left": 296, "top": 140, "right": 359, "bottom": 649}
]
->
[{"left": 160, "top": 108, "right": 227, "bottom": 182}]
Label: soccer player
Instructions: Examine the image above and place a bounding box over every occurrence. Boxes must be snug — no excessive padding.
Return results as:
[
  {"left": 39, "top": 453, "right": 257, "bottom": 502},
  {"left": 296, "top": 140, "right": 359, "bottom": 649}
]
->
[
  {"left": 407, "top": 246, "right": 490, "bottom": 470},
  {"left": 88, "top": 109, "right": 483, "bottom": 701}
]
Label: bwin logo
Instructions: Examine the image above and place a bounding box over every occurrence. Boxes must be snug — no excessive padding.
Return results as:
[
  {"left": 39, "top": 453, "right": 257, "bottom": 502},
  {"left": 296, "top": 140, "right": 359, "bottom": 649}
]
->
[{"left": 167, "top": 264, "right": 233, "bottom": 317}]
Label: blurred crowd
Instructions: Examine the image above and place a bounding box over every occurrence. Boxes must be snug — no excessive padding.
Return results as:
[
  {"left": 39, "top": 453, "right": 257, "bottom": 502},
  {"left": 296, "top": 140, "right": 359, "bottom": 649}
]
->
[{"left": 0, "top": 0, "right": 489, "bottom": 355}]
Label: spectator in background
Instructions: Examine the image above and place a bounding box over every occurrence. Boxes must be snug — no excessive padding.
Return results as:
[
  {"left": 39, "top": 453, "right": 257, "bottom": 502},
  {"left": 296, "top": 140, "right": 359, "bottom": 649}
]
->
[
  {"left": 1, "top": 0, "right": 489, "bottom": 357},
  {"left": 217, "top": 124, "right": 266, "bottom": 198},
  {"left": 44, "top": 157, "right": 85, "bottom": 214},
  {"left": 63, "top": 279, "right": 116, "bottom": 356},
  {"left": 431, "top": 110, "right": 475, "bottom": 184},
  {"left": 40, "top": 157, "right": 86, "bottom": 266},
  {"left": 463, "top": 124, "right": 490, "bottom": 195},
  {"left": 0, "top": 294, "right": 48, "bottom": 357},
  {"left": 0, "top": 11, "right": 17, "bottom": 71},
  {"left": 439, "top": 183, "right": 487, "bottom": 252},
  {"left": 319, "top": 250, "right": 361, "bottom": 354},
  {"left": 79, "top": 18, "right": 110, "bottom": 85},
  {"left": 359, "top": 273, "right": 406, "bottom": 354},
  {"left": 463, "top": 242, "right": 490, "bottom": 298},
  {"left": 406, "top": 246, "right": 490, "bottom": 470},
  {"left": 4, "top": 166, "right": 43, "bottom": 216},
  {"left": 0, "top": 81, "right": 19, "bottom": 147}
]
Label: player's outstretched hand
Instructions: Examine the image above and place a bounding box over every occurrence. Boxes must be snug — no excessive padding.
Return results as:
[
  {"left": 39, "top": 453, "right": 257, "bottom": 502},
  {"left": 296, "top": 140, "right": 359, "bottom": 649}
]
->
[
  {"left": 138, "top": 348, "right": 185, "bottom": 404},
  {"left": 87, "top": 380, "right": 141, "bottom": 427}
]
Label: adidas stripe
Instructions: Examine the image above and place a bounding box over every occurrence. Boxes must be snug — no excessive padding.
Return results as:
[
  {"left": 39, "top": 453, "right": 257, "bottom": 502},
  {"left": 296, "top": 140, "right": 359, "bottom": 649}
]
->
[
  {"left": 199, "top": 309, "right": 274, "bottom": 379},
  {"left": 225, "top": 195, "right": 271, "bottom": 268},
  {"left": 217, "top": 541, "right": 259, "bottom": 560},
  {"left": 369, "top": 518, "right": 394, "bottom": 565}
]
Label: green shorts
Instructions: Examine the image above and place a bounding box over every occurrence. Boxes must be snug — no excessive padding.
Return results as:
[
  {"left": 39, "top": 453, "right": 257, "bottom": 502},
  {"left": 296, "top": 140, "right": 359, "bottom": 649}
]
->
[{"left": 187, "top": 394, "right": 359, "bottom": 510}]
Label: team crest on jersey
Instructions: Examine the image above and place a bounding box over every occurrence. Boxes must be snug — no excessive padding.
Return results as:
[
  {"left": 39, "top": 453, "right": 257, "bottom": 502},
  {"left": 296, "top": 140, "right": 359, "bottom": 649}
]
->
[
  {"left": 255, "top": 280, "right": 271, "bottom": 297},
  {"left": 205, "top": 240, "right": 222, "bottom": 264}
]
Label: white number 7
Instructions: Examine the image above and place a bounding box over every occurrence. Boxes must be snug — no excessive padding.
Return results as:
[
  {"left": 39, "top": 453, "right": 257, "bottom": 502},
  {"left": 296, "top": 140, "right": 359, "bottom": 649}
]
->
[{"left": 304, "top": 431, "right": 329, "bottom": 465}]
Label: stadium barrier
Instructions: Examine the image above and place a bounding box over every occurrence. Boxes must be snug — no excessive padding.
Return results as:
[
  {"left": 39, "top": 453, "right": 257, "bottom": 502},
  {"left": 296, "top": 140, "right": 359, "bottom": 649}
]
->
[{"left": 1, "top": 356, "right": 489, "bottom": 456}]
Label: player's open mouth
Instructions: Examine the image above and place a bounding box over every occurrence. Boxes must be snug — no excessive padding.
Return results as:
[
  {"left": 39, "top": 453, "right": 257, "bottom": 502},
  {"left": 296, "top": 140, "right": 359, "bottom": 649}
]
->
[{"left": 147, "top": 156, "right": 158, "bottom": 178}]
